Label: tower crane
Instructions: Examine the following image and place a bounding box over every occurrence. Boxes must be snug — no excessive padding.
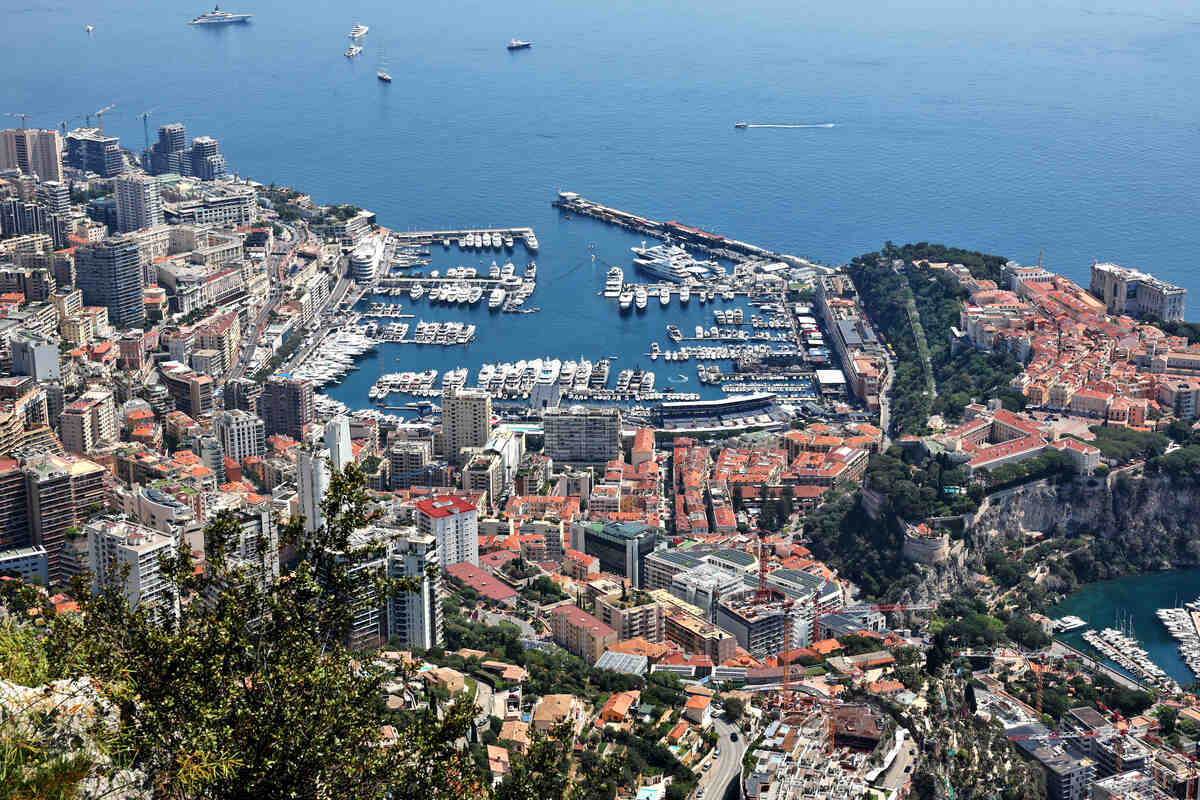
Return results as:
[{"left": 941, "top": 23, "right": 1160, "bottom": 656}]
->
[
  {"left": 4, "top": 113, "right": 32, "bottom": 129},
  {"left": 94, "top": 105, "right": 116, "bottom": 134}
]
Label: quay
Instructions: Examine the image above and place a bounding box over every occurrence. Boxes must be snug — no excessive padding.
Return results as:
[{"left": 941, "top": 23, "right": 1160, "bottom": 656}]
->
[{"left": 552, "top": 190, "right": 830, "bottom": 272}]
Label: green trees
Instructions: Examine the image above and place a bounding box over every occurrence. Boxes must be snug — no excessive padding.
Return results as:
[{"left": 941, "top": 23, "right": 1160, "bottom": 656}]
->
[{"left": 42, "top": 463, "right": 485, "bottom": 800}]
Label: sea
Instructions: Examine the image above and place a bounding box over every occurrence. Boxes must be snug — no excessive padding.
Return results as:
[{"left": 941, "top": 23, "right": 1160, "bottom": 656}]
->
[
  {"left": 1050, "top": 569, "right": 1200, "bottom": 687},
  {"left": 6, "top": 0, "right": 1200, "bottom": 408}
]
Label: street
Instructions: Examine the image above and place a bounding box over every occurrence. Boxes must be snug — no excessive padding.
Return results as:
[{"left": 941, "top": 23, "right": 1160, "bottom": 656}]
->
[{"left": 697, "top": 716, "right": 747, "bottom": 800}]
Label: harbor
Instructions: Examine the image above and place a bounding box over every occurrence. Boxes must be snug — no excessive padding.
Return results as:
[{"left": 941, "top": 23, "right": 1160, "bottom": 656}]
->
[
  {"left": 1080, "top": 626, "right": 1178, "bottom": 693},
  {"left": 1049, "top": 568, "right": 1200, "bottom": 687},
  {"left": 291, "top": 193, "right": 847, "bottom": 422}
]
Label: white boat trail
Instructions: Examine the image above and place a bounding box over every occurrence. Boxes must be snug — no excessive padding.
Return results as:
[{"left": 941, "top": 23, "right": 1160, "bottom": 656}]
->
[{"left": 742, "top": 123, "right": 836, "bottom": 129}]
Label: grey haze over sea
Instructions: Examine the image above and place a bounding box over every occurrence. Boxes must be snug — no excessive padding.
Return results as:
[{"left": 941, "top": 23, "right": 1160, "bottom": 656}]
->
[{"left": 8, "top": 0, "right": 1200, "bottom": 312}]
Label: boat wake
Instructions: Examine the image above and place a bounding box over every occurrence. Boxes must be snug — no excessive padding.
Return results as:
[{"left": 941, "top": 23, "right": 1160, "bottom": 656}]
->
[{"left": 744, "top": 123, "right": 836, "bottom": 129}]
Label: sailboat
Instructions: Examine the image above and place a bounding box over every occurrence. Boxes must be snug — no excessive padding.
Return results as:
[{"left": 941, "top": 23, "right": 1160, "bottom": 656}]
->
[{"left": 377, "top": 50, "right": 392, "bottom": 82}]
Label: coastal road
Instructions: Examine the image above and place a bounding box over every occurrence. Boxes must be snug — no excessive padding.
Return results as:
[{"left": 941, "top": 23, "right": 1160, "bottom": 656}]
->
[{"left": 697, "top": 717, "right": 747, "bottom": 799}]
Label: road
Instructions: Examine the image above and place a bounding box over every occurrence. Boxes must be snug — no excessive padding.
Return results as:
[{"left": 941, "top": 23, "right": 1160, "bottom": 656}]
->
[
  {"left": 697, "top": 716, "right": 747, "bottom": 800},
  {"left": 482, "top": 611, "right": 537, "bottom": 639}
]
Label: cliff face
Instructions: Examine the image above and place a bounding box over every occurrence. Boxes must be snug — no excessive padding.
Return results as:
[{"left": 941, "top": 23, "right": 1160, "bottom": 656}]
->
[{"left": 967, "top": 473, "right": 1200, "bottom": 575}]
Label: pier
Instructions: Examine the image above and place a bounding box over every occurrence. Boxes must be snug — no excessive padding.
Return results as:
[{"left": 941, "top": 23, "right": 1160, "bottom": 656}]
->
[{"left": 552, "top": 191, "right": 830, "bottom": 273}]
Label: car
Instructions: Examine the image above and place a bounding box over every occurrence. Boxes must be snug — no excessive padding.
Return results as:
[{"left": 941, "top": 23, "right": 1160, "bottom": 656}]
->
[
  {"left": 714, "top": 749, "right": 720, "bottom": 757},
  {"left": 730, "top": 732, "right": 738, "bottom": 742}
]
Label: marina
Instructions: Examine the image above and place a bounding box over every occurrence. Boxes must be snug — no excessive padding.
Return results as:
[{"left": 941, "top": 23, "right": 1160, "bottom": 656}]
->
[
  {"left": 1156, "top": 603, "right": 1200, "bottom": 679},
  {"left": 1049, "top": 568, "right": 1200, "bottom": 687},
  {"left": 297, "top": 196, "right": 843, "bottom": 420},
  {"left": 1080, "top": 625, "right": 1178, "bottom": 693}
]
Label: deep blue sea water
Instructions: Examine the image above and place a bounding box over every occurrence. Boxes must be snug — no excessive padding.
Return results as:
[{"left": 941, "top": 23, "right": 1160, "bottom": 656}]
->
[{"left": 7, "top": 0, "right": 1200, "bottom": 405}]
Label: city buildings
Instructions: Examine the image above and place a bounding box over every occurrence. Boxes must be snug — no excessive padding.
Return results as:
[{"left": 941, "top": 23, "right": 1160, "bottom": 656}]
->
[
  {"left": 568, "top": 520, "right": 658, "bottom": 588},
  {"left": 324, "top": 414, "right": 352, "bottom": 471},
  {"left": 413, "top": 495, "right": 479, "bottom": 567},
  {"left": 74, "top": 238, "right": 145, "bottom": 329},
  {"left": 213, "top": 409, "right": 265, "bottom": 461},
  {"left": 1089, "top": 261, "right": 1186, "bottom": 322},
  {"left": 261, "top": 376, "right": 314, "bottom": 441},
  {"left": 0, "top": 128, "right": 63, "bottom": 182},
  {"left": 442, "top": 387, "right": 492, "bottom": 467},
  {"left": 387, "top": 531, "right": 444, "bottom": 649},
  {"left": 65, "top": 128, "right": 124, "bottom": 177},
  {"left": 115, "top": 174, "right": 164, "bottom": 233},
  {"left": 86, "top": 517, "right": 178, "bottom": 620},
  {"left": 297, "top": 447, "right": 329, "bottom": 535},
  {"left": 10, "top": 330, "right": 59, "bottom": 381},
  {"left": 549, "top": 604, "right": 618, "bottom": 665},
  {"left": 595, "top": 589, "right": 666, "bottom": 642},
  {"left": 542, "top": 405, "right": 621, "bottom": 468}
]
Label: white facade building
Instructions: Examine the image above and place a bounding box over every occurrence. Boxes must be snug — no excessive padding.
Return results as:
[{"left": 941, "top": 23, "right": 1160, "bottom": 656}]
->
[
  {"left": 413, "top": 495, "right": 479, "bottom": 567},
  {"left": 297, "top": 447, "right": 330, "bottom": 534},
  {"left": 213, "top": 409, "right": 266, "bottom": 461},
  {"left": 86, "top": 518, "right": 178, "bottom": 620}
]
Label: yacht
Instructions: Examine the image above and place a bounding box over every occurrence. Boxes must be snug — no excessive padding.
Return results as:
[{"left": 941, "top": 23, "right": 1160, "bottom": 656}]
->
[
  {"left": 345, "top": 45, "right": 362, "bottom": 57},
  {"left": 635, "top": 286, "right": 648, "bottom": 311},
  {"left": 377, "top": 70, "right": 392, "bottom": 82},
  {"left": 349, "top": 23, "right": 369, "bottom": 38},
  {"left": 460, "top": 234, "right": 472, "bottom": 250},
  {"left": 473, "top": 233, "right": 483, "bottom": 248},
  {"left": 525, "top": 232, "right": 539, "bottom": 251},
  {"left": 482, "top": 232, "right": 493, "bottom": 248},
  {"left": 504, "top": 234, "right": 514, "bottom": 249},
  {"left": 489, "top": 262, "right": 501, "bottom": 278},
  {"left": 619, "top": 289, "right": 634, "bottom": 311},
  {"left": 468, "top": 286, "right": 483, "bottom": 305},
  {"left": 679, "top": 284, "right": 691, "bottom": 304},
  {"left": 591, "top": 359, "right": 610, "bottom": 388},
  {"left": 734, "top": 121, "right": 749, "bottom": 129},
  {"left": 507, "top": 39, "right": 533, "bottom": 49},
  {"left": 409, "top": 284, "right": 425, "bottom": 300},
  {"left": 189, "top": 6, "right": 253, "bottom": 24},
  {"left": 604, "top": 266, "right": 624, "bottom": 297},
  {"left": 659, "top": 290, "right": 670, "bottom": 307},
  {"left": 631, "top": 242, "right": 691, "bottom": 283},
  {"left": 489, "top": 288, "right": 506, "bottom": 310}
]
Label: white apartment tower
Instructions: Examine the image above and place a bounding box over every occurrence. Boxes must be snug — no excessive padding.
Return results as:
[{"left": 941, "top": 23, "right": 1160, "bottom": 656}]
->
[
  {"left": 387, "top": 531, "right": 444, "bottom": 649},
  {"left": 213, "top": 409, "right": 266, "bottom": 461},
  {"left": 115, "top": 173, "right": 165, "bottom": 233},
  {"left": 324, "top": 414, "right": 353, "bottom": 471},
  {"left": 413, "top": 495, "right": 479, "bottom": 567},
  {"left": 87, "top": 518, "right": 178, "bottom": 620},
  {"left": 297, "top": 447, "right": 330, "bottom": 534}
]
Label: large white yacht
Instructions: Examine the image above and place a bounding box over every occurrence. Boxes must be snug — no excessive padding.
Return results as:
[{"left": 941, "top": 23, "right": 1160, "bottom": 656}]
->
[
  {"left": 190, "top": 6, "right": 253, "bottom": 24},
  {"left": 349, "top": 23, "right": 369, "bottom": 38},
  {"left": 604, "top": 267, "right": 624, "bottom": 298}
]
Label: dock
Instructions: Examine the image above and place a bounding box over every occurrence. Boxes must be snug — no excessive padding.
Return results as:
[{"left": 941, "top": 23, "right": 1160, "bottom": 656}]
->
[{"left": 552, "top": 191, "right": 830, "bottom": 273}]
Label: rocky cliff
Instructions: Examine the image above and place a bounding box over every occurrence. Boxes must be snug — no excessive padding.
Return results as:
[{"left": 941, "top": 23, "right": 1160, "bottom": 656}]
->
[{"left": 968, "top": 472, "right": 1200, "bottom": 577}]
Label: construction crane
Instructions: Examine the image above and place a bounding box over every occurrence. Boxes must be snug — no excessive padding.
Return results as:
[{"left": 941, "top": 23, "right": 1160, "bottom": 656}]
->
[
  {"left": 137, "top": 109, "right": 156, "bottom": 151},
  {"left": 94, "top": 104, "right": 116, "bottom": 134},
  {"left": 4, "top": 113, "right": 31, "bottom": 129}
]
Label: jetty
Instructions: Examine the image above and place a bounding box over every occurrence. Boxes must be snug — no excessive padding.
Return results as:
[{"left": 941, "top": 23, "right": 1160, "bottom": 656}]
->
[{"left": 552, "top": 191, "right": 829, "bottom": 272}]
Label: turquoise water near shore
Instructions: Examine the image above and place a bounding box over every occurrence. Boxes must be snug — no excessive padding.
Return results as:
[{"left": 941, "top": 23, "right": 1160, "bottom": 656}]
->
[{"left": 1049, "top": 569, "right": 1200, "bottom": 686}]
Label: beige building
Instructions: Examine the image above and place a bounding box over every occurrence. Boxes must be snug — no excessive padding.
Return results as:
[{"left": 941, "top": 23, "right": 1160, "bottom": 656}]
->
[
  {"left": 595, "top": 590, "right": 666, "bottom": 642},
  {"left": 0, "top": 129, "right": 63, "bottom": 182},
  {"left": 549, "top": 604, "right": 617, "bottom": 665},
  {"left": 443, "top": 387, "right": 492, "bottom": 466}
]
